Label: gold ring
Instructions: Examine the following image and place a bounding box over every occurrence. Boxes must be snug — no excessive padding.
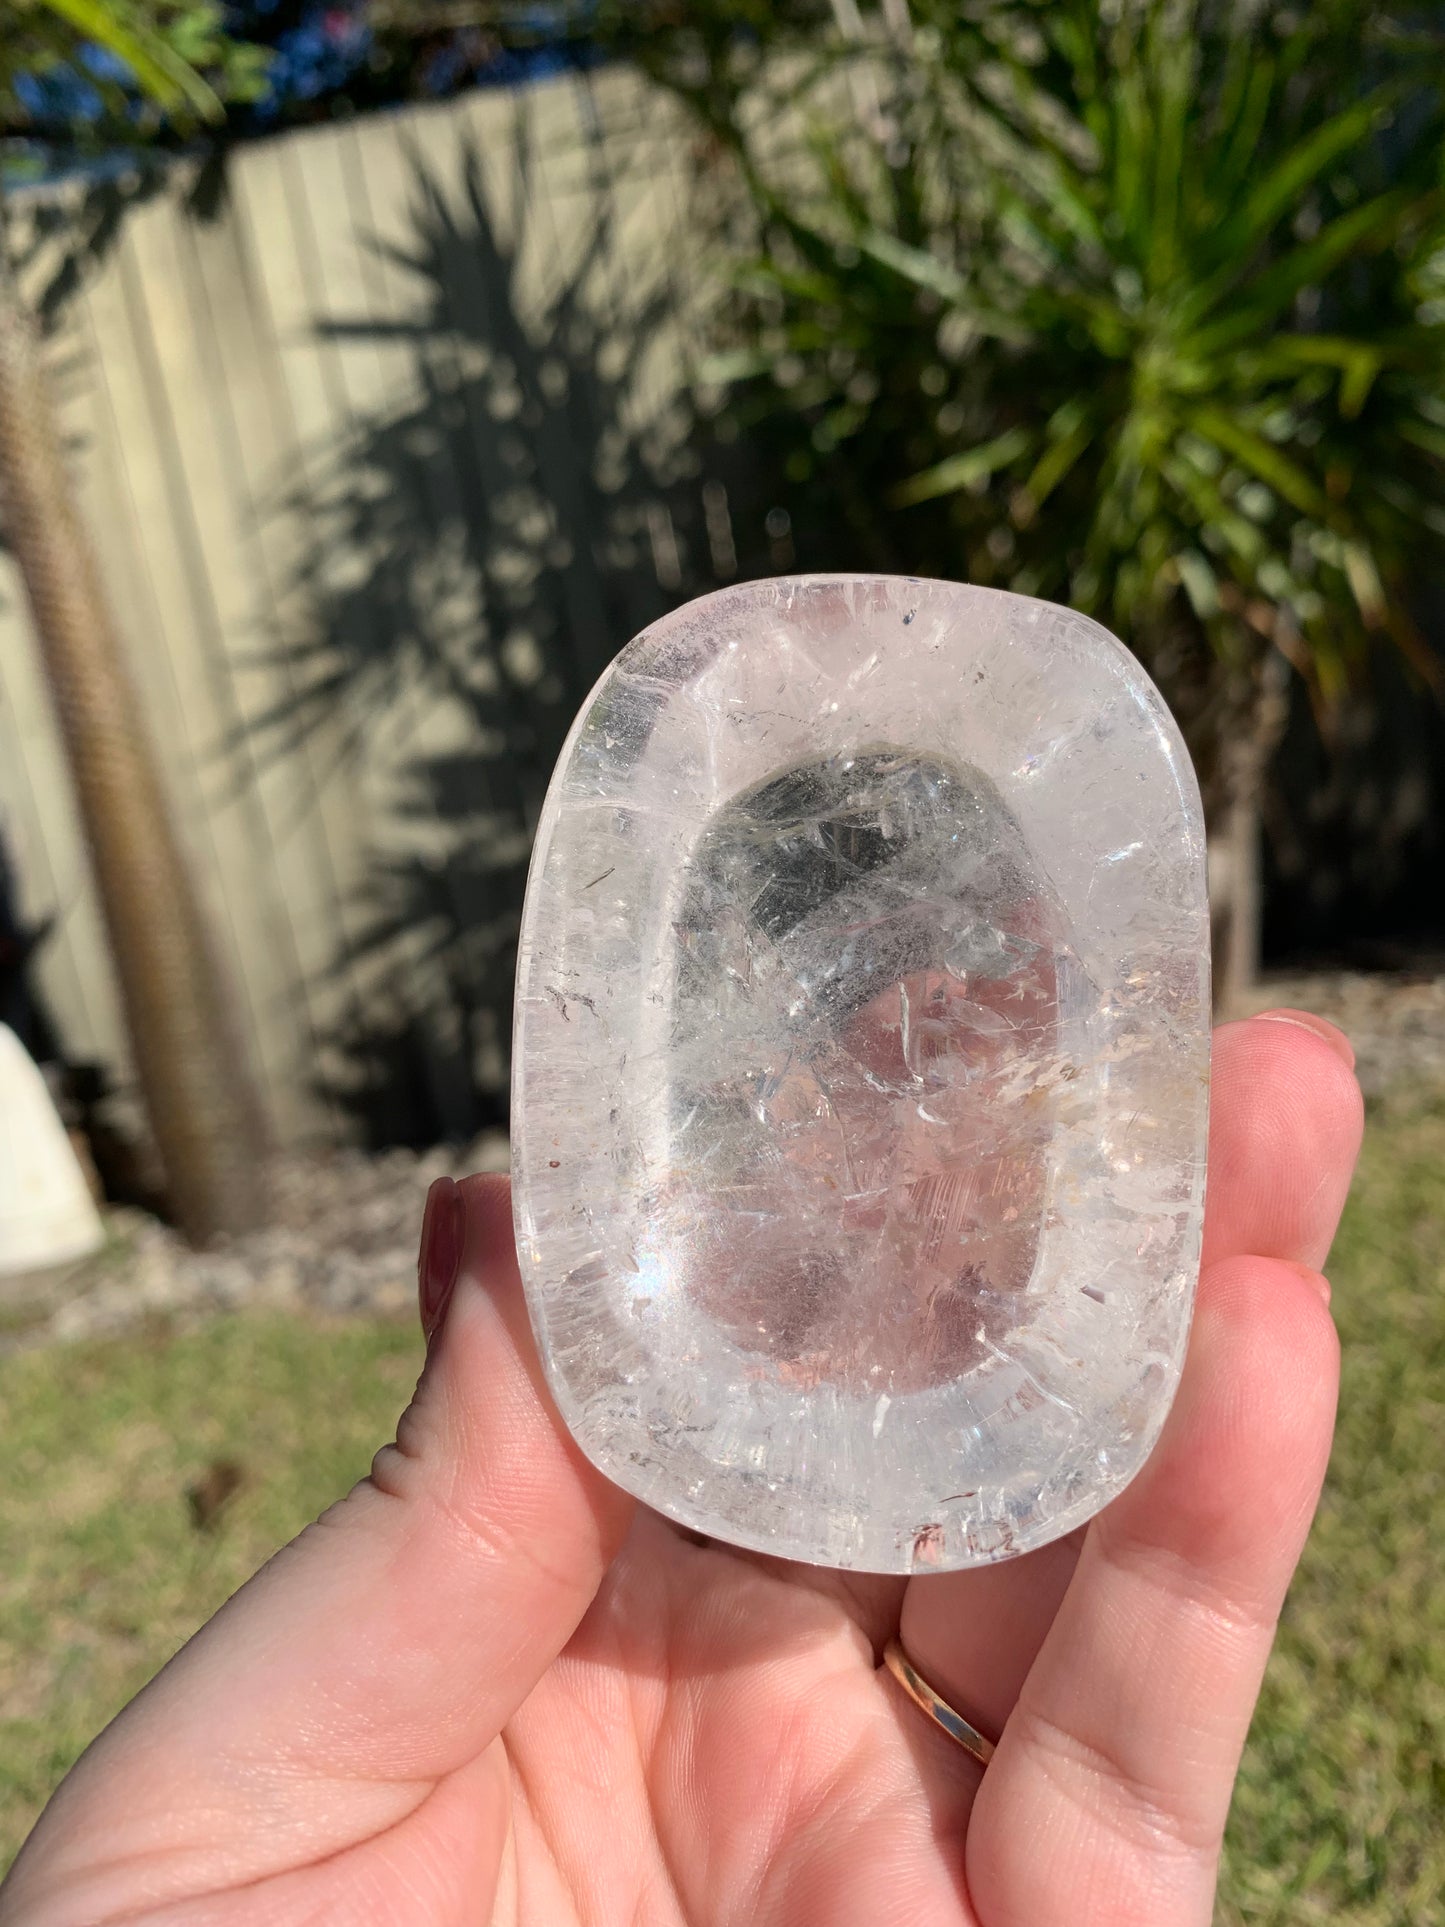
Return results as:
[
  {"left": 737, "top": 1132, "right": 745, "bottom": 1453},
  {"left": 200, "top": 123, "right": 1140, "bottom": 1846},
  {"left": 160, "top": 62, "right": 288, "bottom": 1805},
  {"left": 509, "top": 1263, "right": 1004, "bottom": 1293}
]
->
[{"left": 882, "top": 1637, "right": 996, "bottom": 1767}]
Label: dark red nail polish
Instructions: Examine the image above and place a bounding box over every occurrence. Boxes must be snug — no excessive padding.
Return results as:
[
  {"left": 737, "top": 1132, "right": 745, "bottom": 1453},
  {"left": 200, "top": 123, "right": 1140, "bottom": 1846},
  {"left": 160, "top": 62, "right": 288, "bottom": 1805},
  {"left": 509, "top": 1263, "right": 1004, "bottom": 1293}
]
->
[{"left": 418, "top": 1176, "right": 464, "bottom": 1344}]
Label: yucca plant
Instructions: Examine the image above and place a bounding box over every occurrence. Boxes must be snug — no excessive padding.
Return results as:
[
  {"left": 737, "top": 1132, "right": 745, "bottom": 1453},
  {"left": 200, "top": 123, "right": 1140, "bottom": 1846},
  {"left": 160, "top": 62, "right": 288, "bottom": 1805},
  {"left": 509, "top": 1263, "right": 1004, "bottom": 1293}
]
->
[{"left": 666, "top": 0, "right": 1445, "bottom": 1002}]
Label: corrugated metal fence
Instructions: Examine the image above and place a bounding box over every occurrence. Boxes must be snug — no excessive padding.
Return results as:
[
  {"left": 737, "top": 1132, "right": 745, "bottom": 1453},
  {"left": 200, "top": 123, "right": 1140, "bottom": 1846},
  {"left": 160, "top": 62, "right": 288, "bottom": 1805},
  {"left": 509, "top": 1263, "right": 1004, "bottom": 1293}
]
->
[{"left": 0, "top": 67, "right": 750, "bottom": 1148}]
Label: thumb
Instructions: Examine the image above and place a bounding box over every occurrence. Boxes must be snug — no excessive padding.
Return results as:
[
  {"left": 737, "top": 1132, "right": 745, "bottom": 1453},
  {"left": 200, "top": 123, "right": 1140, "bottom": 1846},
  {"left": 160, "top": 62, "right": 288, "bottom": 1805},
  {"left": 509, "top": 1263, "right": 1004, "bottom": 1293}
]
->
[{"left": 6, "top": 1175, "right": 633, "bottom": 1913}]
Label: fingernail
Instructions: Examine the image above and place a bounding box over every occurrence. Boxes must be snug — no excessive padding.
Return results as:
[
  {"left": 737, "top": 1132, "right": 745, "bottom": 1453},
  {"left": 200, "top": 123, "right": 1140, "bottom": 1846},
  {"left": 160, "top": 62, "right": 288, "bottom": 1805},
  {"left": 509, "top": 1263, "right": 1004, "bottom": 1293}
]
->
[
  {"left": 1253, "top": 1008, "right": 1356, "bottom": 1070},
  {"left": 418, "top": 1176, "right": 465, "bottom": 1345}
]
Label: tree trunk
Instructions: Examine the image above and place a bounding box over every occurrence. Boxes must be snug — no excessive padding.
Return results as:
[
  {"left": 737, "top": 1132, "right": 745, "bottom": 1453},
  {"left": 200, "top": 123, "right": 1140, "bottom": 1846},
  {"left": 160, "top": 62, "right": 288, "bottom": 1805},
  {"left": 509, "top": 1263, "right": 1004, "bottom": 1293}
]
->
[
  {"left": 1208, "top": 648, "right": 1291, "bottom": 1016},
  {"left": 1211, "top": 785, "right": 1264, "bottom": 1011},
  {"left": 0, "top": 232, "right": 269, "bottom": 1244}
]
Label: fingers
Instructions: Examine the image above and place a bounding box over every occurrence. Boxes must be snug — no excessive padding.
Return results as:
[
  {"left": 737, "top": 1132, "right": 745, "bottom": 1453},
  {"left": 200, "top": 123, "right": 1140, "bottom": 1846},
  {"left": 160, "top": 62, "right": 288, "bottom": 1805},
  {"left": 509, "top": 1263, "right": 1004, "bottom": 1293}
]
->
[
  {"left": 965, "top": 1251, "right": 1340, "bottom": 1926},
  {"left": 6, "top": 1177, "right": 633, "bottom": 1919},
  {"left": 1202, "top": 1012, "right": 1362, "bottom": 1270},
  {"left": 896, "top": 1531, "right": 1084, "bottom": 1753},
  {"left": 896, "top": 1012, "right": 1361, "bottom": 1768}
]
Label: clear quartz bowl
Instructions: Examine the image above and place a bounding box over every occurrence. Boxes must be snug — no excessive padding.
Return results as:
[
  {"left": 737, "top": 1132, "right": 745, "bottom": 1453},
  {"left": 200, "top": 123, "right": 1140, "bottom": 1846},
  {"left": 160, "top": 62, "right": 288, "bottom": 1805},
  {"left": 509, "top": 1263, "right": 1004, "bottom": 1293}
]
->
[{"left": 512, "top": 576, "right": 1210, "bottom": 1573}]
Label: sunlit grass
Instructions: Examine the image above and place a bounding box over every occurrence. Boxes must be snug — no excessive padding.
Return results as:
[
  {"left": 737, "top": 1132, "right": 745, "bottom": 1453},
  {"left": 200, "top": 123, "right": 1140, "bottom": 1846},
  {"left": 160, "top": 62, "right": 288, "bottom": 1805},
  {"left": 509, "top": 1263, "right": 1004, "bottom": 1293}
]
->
[
  {"left": 2, "top": 1099, "right": 1442, "bottom": 1917},
  {"left": 1219, "top": 1092, "right": 1445, "bottom": 1926},
  {"left": 0, "top": 1313, "right": 421, "bottom": 1864}
]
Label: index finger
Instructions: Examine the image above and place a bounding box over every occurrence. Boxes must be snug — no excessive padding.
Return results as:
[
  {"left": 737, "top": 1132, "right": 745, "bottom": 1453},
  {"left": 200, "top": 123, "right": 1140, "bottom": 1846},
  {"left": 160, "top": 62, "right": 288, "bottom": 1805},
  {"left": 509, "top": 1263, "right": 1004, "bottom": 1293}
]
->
[{"left": 1202, "top": 1012, "right": 1363, "bottom": 1272}]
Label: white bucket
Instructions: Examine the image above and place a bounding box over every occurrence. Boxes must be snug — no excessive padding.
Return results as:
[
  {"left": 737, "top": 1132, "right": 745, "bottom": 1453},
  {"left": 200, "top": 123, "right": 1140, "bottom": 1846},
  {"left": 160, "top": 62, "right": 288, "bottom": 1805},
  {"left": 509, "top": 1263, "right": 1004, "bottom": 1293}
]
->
[{"left": 0, "top": 1023, "right": 105, "bottom": 1276}]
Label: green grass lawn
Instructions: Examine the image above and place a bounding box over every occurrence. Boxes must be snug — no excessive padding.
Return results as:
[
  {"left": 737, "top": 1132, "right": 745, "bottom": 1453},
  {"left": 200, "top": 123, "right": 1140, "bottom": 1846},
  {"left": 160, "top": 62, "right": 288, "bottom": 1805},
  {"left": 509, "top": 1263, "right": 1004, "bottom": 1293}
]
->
[
  {"left": 0, "top": 1315, "right": 422, "bottom": 1868},
  {"left": 2, "top": 1100, "right": 1443, "bottom": 1919},
  {"left": 1218, "top": 1092, "right": 1445, "bottom": 1926}
]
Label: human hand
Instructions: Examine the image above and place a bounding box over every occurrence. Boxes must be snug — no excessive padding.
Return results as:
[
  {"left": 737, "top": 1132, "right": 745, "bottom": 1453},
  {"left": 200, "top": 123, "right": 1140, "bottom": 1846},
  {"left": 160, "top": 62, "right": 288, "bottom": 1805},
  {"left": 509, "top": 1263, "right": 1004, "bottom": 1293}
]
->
[{"left": 1, "top": 1012, "right": 1362, "bottom": 1927}]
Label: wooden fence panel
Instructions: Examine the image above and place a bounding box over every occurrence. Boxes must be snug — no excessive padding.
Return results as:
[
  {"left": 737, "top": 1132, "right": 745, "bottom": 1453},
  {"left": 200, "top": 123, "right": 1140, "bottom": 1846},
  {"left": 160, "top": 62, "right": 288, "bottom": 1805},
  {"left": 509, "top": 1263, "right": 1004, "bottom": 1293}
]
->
[{"left": 0, "top": 67, "right": 721, "bottom": 1148}]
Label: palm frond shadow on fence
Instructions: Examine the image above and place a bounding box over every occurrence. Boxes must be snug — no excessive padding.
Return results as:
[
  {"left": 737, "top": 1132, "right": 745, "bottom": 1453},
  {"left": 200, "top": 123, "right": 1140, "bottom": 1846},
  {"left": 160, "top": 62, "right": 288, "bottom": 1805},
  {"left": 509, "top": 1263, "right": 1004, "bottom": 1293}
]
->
[{"left": 248, "top": 123, "right": 745, "bottom": 1147}]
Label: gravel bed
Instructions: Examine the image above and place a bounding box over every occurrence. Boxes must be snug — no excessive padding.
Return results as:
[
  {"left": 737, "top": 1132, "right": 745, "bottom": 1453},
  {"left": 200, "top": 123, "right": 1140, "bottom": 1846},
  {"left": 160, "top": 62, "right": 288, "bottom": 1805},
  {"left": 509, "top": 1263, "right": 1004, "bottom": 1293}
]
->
[
  {"left": 2, "top": 1132, "right": 509, "bottom": 1350},
  {"left": 1240, "top": 965, "right": 1445, "bottom": 1098},
  {"left": 5, "top": 967, "right": 1444, "bottom": 1349}
]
